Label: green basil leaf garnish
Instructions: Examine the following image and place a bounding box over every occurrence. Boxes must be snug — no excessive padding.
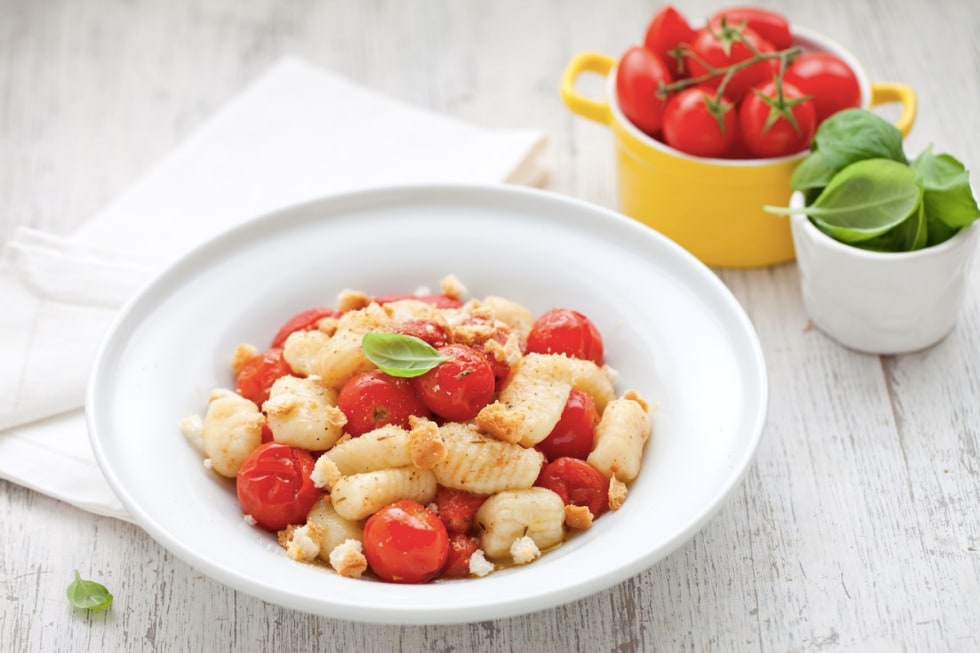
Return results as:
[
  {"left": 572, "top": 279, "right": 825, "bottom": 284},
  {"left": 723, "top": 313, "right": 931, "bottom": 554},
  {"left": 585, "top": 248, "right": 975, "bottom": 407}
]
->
[
  {"left": 66, "top": 570, "right": 113, "bottom": 611},
  {"left": 361, "top": 332, "right": 446, "bottom": 378}
]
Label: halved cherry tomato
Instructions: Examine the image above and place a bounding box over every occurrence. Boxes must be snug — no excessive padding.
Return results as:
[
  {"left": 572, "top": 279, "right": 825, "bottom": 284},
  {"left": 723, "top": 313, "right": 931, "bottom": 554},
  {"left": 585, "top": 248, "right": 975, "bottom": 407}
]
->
[
  {"left": 526, "top": 308, "right": 604, "bottom": 365},
  {"left": 235, "top": 348, "right": 293, "bottom": 407},
  {"left": 433, "top": 485, "right": 488, "bottom": 534},
  {"left": 535, "top": 389, "right": 600, "bottom": 461},
  {"left": 442, "top": 533, "right": 480, "bottom": 578},
  {"left": 362, "top": 499, "right": 449, "bottom": 584},
  {"left": 373, "top": 292, "right": 463, "bottom": 309},
  {"left": 709, "top": 6, "right": 793, "bottom": 50},
  {"left": 336, "top": 369, "right": 431, "bottom": 436},
  {"left": 535, "top": 457, "right": 610, "bottom": 519},
  {"left": 685, "top": 20, "right": 775, "bottom": 102},
  {"left": 270, "top": 307, "right": 341, "bottom": 349},
  {"left": 738, "top": 79, "right": 817, "bottom": 158},
  {"left": 411, "top": 344, "right": 495, "bottom": 421},
  {"left": 784, "top": 51, "right": 861, "bottom": 123},
  {"left": 642, "top": 5, "right": 697, "bottom": 80},
  {"left": 662, "top": 86, "right": 737, "bottom": 158},
  {"left": 615, "top": 45, "right": 673, "bottom": 137},
  {"left": 236, "top": 442, "right": 322, "bottom": 531},
  {"left": 395, "top": 319, "right": 451, "bottom": 348}
]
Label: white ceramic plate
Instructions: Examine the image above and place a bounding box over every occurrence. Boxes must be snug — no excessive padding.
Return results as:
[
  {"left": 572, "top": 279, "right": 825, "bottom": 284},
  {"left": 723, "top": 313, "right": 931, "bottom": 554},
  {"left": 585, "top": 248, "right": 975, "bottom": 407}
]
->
[{"left": 87, "top": 184, "right": 767, "bottom": 624}]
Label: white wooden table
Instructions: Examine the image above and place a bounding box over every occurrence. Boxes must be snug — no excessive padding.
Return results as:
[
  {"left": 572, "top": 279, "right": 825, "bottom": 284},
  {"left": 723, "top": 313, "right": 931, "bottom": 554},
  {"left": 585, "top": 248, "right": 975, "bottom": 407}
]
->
[{"left": 3, "top": 1, "right": 979, "bottom": 650}]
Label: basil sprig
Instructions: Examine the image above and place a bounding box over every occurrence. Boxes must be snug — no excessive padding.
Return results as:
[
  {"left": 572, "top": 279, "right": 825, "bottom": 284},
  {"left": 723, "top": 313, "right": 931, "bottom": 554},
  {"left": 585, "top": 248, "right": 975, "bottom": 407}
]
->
[
  {"left": 66, "top": 570, "right": 113, "bottom": 611},
  {"left": 767, "top": 109, "right": 979, "bottom": 252},
  {"left": 361, "top": 332, "right": 446, "bottom": 378}
]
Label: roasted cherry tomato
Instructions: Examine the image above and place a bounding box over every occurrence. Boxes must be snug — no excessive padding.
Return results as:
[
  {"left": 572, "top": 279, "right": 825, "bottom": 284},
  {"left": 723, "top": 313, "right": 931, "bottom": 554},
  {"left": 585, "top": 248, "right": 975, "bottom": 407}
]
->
[
  {"left": 442, "top": 533, "right": 481, "bottom": 578},
  {"left": 433, "top": 485, "right": 488, "bottom": 534},
  {"left": 411, "top": 344, "right": 495, "bottom": 421},
  {"left": 535, "top": 389, "right": 600, "bottom": 461},
  {"left": 535, "top": 457, "right": 610, "bottom": 519},
  {"left": 526, "top": 308, "right": 604, "bottom": 365},
  {"left": 362, "top": 500, "right": 450, "bottom": 584},
  {"left": 615, "top": 45, "right": 674, "bottom": 137},
  {"left": 685, "top": 20, "right": 775, "bottom": 102},
  {"left": 395, "top": 319, "right": 451, "bottom": 348},
  {"left": 235, "top": 348, "right": 293, "bottom": 407},
  {"left": 336, "top": 369, "right": 431, "bottom": 436},
  {"left": 662, "top": 86, "right": 737, "bottom": 158},
  {"left": 270, "top": 306, "right": 341, "bottom": 349},
  {"left": 642, "top": 4, "right": 697, "bottom": 79},
  {"left": 236, "top": 442, "right": 322, "bottom": 531},
  {"left": 373, "top": 292, "right": 463, "bottom": 309},
  {"left": 709, "top": 6, "right": 793, "bottom": 50},
  {"left": 738, "top": 79, "right": 817, "bottom": 158},
  {"left": 783, "top": 51, "right": 861, "bottom": 123}
]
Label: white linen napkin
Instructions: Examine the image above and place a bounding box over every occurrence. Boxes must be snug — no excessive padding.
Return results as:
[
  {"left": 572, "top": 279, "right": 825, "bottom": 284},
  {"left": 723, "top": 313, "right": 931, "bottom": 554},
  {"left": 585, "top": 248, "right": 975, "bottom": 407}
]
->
[{"left": 0, "top": 56, "right": 547, "bottom": 521}]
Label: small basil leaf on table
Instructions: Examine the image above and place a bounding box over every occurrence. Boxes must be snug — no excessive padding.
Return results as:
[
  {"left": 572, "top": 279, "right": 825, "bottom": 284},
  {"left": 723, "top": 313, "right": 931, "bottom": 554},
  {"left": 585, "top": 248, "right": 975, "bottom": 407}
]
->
[
  {"left": 812, "top": 108, "right": 909, "bottom": 170},
  {"left": 66, "top": 570, "right": 113, "bottom": 611},
  {"left": 361, "top": 332, "right": 447, "bottom": 378},
  {"left": 912, "top": 145, "right": 980, "bottom": 229}
]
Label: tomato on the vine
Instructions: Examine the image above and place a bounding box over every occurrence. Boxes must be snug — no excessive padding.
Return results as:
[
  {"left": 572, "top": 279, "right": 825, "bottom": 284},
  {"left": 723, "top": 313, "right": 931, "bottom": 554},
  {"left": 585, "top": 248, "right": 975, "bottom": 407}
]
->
[
  {"left": 362, "top": 500, "right": 450, "bottom": 583},
  {"left": 738, "top": 79, "right": 817, "bottom": 158},
  {"left": 642, "top": 5, "right": 696, "bottom": 80},
  {"left": 270, "top": 307, "right": 341, "bottom": 349},
  {"left": 535, "top": 389, "right": 600, "bottom": 461},
  {"left": 784, "top": 51, "right": 861, "bottom": 123},
  {"left": 535, "top": 457, "right": 610, "bottom": 518},
  {"left": 526, "top": 308, "right": 604, "bottom": 365},
  {"left": 685, "top": 20, "right": 776, "bottom": 103},
  {"left": 411, "top": 344, "right": 495, "bottom": 421},
  {"left": 615, "top": 45, "right": 673, "bottom": 137},
  {"left": 337, "top": 369, "right": 431, "bottom": 436},
  {"left": 236, "top": 442, "right": 322, "bottom": 531},
  {"left": 709, "top": 6, "right": 793, "bottom": 50},
  {"left": 235, "top": 348, "right": 293, "bottom": 407},
  {"left": 662, "top": 86, "right": 737, "bottom": 158}
]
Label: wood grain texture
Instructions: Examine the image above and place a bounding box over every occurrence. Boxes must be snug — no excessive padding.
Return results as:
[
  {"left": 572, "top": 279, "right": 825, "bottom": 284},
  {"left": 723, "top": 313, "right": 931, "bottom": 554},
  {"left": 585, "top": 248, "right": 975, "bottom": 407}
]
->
[{"left": 2, "top": 0, "right": 979, "bottom": 651}]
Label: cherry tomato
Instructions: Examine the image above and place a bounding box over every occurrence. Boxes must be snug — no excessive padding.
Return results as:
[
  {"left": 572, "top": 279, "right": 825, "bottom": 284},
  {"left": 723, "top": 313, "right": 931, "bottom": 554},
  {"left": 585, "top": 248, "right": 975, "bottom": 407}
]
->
[
  {"left": 526, "top": 308, "right": 604, "bottom": 365},
  {"left": 662, "top": 86, "right": 737, "bottom": 158},
  {"left": 615, "top": 45, "right": 673, "bottom": 137},
  {"left": 236, "top": 442, "right": 322, "bottom": 531},
  {"left": 685, "top": 20, "right": 775, "bottom": 102},
  {"left": 433, "top": 485, "right": 488, "bottom": 534},
  {"left": 411, "top": 344, "right": 495, "bottom": 421},
  {"left": 235, "top": 348, "right": 293, "bottom": 407},
  {"left": 373, "top": 292, "right": 463, "bottom": 309},
  {"left": 642, "top": 5, "right": 697, "bottom": 80},
  {"left": 336, "top": 369, "right": 431, "bottom": 437},
  {"left": 709, "top": 6, "right": 793, "bottom": 50},
  {"left": 442, "top": 534, "right": 480, "bottom": 578},
  {"left": 784, "top": 51, "right": 862, "bottom": 123},
  {"left": 738, "top": 79, "right": 817, "bottom": 158},
  {"left": 395, "top": 319, "right": 450, "bottom": 348},
  {"left": 535, "top": 457, "right": 610, "bottom": 519},
  {"left": 270, "top": 307, "right": 341, "bottom": 349},
  {"left": 535, "top": 389, "right": 600, "bottom": 461},
  {"left": 362, "top": 500, "right": 449, "bottom": 583}
]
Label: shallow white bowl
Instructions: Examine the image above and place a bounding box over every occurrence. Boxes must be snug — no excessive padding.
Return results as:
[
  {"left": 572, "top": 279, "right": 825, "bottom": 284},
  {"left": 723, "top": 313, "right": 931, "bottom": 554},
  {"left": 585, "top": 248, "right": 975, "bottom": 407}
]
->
[{"left": 86, "top": 184, "right": 767, "bottom": 624}]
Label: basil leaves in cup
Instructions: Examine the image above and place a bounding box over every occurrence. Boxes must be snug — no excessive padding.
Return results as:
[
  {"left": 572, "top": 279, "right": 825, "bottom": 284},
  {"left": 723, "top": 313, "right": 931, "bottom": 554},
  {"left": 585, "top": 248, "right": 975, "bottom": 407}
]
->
[{"left": 766, "top": 109, "right": 979, "bottom": 251}]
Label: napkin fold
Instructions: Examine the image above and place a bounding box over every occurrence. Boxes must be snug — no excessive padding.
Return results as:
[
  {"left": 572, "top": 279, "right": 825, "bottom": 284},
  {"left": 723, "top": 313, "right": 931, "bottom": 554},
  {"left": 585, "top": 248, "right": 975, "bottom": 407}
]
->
[{"left": 0, "top": 56, "right": 547, "bottom": 521}]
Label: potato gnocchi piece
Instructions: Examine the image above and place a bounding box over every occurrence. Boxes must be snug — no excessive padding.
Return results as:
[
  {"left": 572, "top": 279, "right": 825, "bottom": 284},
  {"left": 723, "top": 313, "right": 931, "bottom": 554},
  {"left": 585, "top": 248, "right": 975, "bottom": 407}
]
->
[
  {"left": 475, "top": 353, "right": 573, "bottom": 446},
  {"left": 432, "top": 423, "right": 544, "bottom": 494},
  {"left": 305, "top": 496, "right": 365, "bottom": 563},
  {"left": 476, "top": 488, "right": 566, "bottom": 561},
  {"left": 565, "top": 357, "right": 617, "bottom": 413},
  {"left": 330, "top": 467, "right": 437, "bottom": 521},
  {"left": 322, "top": 421, "right": 446, "bottom": 475},
  {"left": 262, "top": 375, "right": 346, "bottom": 451},
  {"left": 479, "top": 295, "right": 535, "bottom": 342},
  {"left": 200, "top": 389, "right": 264, "bottom": 478},
  {"left": 587, "top": 390, "right": 652, "bottom": 482}
]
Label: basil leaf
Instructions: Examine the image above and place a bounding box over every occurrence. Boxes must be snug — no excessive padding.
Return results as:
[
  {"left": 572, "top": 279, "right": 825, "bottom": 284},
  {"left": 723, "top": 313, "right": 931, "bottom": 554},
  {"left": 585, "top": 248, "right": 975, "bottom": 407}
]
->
[
  {"left": 812, "top": 109, "right": 908, "bottom": 170},
  {"left": 361, "top": 332, "right": 446, "bottom": 378},
  {"left": 911, "top": 146, "right": 980, "bottom": 229},
  {"left": 66, "top": 570, "right": 113, "bottom": 611},
  {"left": 804, "top": 159, "right": 923, "bottom": 243}
]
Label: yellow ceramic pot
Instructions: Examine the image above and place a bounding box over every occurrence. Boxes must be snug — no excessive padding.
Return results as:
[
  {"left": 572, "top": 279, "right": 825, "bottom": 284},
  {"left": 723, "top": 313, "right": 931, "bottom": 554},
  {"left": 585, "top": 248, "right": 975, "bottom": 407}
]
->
[{"left": 561, "top": 27, "right": 916, "bottom": 268}]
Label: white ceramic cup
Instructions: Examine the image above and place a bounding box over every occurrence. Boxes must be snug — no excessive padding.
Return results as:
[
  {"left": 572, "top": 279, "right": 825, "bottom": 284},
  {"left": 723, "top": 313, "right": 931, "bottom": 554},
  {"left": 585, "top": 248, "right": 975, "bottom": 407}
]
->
[{"left": 788, "top": 192, "right": 979, "bottom": 354}]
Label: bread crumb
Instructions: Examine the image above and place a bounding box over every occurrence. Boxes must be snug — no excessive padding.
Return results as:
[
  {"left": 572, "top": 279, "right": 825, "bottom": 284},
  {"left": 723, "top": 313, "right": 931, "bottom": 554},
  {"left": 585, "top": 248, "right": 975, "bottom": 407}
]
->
[
  {"left": 329, "top": 539, "right": 368, "bottom": 578},
  {"left": 608, "top": 476, "right": 628, "bottom": 510},
  {"left": 564, "top": 504, "right": 594, "bottom": 530},
  {"left": 510, "top": 536, "right": 541, "bottom": 565},
  {"left": 468, "top": 549, "right": 494, "bottom": 577}
]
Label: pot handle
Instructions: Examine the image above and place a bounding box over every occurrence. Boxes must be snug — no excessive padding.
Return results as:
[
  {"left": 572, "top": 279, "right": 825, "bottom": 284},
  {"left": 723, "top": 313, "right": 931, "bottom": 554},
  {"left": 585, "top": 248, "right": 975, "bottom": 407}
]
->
[
  {"left": 560, "top": 52, "right": 616, "bottom": 126},
  {"left": 869, "top": 82, "right": 917, "bottom": 137}
]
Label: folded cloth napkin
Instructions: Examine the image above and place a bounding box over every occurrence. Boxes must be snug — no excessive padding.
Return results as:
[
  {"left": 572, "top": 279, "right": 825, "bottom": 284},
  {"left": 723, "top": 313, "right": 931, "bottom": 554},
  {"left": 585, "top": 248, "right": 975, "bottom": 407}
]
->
[{"left": 0, "top": 56, "right": 547, "bottom": 521}]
